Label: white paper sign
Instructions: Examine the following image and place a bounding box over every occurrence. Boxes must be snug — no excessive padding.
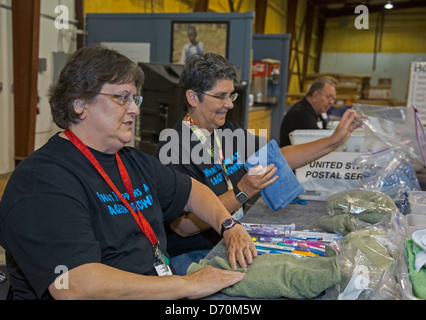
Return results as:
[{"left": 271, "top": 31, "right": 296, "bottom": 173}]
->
[
  {"left": 295, "top": 152, "right": 363, "bottom": 195},
  {"left": 407, "top": 61, "right": 426, "bottom": 125}
]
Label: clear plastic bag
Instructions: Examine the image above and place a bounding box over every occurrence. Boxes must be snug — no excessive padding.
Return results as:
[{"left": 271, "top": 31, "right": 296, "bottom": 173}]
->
[
  {"left": 354, "top": 149, "right": 420, "bottom": 197},
  {"left": 323, "top": 212, "right": 406, "bottom": 300},
  {"left": 353, "top": 104, "right": 426, "bottom": 168},
  {"left": 315, "top": 213, "right": 371, "bottom": 235},
  {"left": 353, "top": 148, "right": 420, "bottom": 215},
  {"left": 325, "top": 188, "right": 399, "bottom": 224}
]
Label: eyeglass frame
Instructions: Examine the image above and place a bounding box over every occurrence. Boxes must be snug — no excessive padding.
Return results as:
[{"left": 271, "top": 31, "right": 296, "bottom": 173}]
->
[
  {"left": 200, "top": 91, "right": 239, "bottom": 105},
  {"left": 321, "top": 92, "right": 337, "bottom": 103},
  {"left": 97, "top": 92, "right": 144, "bottom": 108}
]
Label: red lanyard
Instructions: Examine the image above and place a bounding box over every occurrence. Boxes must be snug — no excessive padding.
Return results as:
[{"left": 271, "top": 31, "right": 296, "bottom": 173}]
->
[{"left": 64, "top": 129, "right": 159, "bottom": 250}]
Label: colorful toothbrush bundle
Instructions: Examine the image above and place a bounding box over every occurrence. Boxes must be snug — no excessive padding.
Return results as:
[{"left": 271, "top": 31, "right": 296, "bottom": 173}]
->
[{"left": 242, "top": 222, "right": 341, "bottom": 258}]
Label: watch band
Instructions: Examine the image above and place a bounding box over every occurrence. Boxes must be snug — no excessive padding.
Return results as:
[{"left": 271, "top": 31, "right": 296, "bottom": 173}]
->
[
  {"left": 220, "top": 218, "right": 241, "bottom": 236},
  {"left": 233, "top": 185, "right": 248, "bottom": 203}
]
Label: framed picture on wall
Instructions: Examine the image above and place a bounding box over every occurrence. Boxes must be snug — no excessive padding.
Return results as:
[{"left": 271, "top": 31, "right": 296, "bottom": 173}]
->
[{"left": 171, "top": 21, "right": 229, "bottom": 64}]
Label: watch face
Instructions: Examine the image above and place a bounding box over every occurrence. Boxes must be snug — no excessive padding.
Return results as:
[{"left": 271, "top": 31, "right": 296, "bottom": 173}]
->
[
  {"left": 223, "top": 218, "right": 234, "bottom": 228},
  {"left": 236, "top": 192, "right": 248, "bottom": 203}
]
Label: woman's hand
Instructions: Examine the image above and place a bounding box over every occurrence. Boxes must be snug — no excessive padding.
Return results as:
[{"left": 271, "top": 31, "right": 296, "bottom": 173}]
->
[{"left": 237, "top": 163, "right": 278, "bottom": 198}]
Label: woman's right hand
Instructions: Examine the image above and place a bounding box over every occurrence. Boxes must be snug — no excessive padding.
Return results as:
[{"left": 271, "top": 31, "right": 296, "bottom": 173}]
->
[
  {"left": 184, "top": 265, "right": 246, "bottom": 299},
  {"left": 237, "top": 163, "right": 278, "bottom": 198}
]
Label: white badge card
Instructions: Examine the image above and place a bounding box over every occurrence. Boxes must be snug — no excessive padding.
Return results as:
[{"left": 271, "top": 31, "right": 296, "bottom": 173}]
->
[
  {"left": 154, "top": 262, "right": 173, "bottom": 276},
  {"left": 232, "top": 207, "right": 244, "bottom": 221}
]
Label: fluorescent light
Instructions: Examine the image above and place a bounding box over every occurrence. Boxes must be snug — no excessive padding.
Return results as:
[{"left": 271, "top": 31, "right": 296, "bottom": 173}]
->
[{"left": 384, "top": 1, "right": 394, "bottom": 9}]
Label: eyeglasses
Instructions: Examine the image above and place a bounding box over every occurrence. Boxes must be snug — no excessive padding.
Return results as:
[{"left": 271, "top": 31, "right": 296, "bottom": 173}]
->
[
  {"left": 98, "top": 92, "right": 143, "bottom": 108},
  {"left": 201, "top": 92, "right": 239, "bottom": 105},
  {"left": 323, "top": 93, "right": 336, "bottom": 103}
]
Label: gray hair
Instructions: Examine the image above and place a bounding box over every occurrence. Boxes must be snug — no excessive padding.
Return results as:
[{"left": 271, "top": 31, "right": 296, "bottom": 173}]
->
[
  {"left": 306, "top": 77, "right": 337, "bottom": 96},
  {"left": 179, "top": 53, "right": 237, "bottom": 108}
]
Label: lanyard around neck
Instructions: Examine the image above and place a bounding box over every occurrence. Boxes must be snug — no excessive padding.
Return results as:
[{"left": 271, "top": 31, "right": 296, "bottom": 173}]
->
[
  {"left": 183, "top": 114, "right": 234, "bottom": 190},
  {"left": 64, "top": 129, "right": 159, "bottom": 249}
]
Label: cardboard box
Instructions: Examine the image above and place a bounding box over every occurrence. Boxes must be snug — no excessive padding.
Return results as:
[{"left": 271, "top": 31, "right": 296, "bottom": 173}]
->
[
  {"left": 367, "top": 85, "right": 391, "bottom": 99},
  {"left": 304, "top": 73, "right": 371, "bottom": 98}
]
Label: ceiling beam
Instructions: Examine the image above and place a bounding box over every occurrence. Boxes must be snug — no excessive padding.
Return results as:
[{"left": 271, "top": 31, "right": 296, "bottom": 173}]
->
[
  {"left": 321, "top": 1, "right": 426, "bottom": 18},
  {"left": 312, "top": 0, "right": 353, "bottom": 5}
]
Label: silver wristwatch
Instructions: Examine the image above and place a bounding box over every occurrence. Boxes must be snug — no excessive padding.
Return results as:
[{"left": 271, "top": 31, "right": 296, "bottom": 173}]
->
[{"left": 233, "top": 186, "right": 248, "bottom": 203}]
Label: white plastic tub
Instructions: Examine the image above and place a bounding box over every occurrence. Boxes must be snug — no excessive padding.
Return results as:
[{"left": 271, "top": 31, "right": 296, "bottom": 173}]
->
[
  {"left": 397, "top": 252, "right": 421, "bottom": 300},
  {"left": 408, "top": 191, "right": 426, "bottom": 215},
  {"left": 289, "top": 128, "right": 386, "bottom": 153},
  {"left": 405, "top": 214, "right": 426, "bottom": 236}
]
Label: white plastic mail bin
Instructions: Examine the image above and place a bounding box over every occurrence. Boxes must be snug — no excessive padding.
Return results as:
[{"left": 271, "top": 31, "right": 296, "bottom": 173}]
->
[
  {"left": 289, "top": 128, "right": 385, "bottom": 153},
  {"left": 289, "top": 128, "right": 386, "bottom": 200}
]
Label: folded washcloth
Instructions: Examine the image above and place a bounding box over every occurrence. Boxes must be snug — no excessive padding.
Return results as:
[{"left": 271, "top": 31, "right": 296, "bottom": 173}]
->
[
  {"left": 316, "top": 213, "right": 371, "bottom": 235},
  {"left": 405, "top": 238, "right": 426, "bottom": 300},
  {"left": 412, "top": 229, "right": 426, "bottom": 272},
  {"left": 187, "top": 246, "right": 341, "bottom": 299},
  {"left": 340, "top": 229, "right": 396, "bottom": 270},
  {"left": 326, "top": 189, "right": 398, "bottom": 224},
  {"left": 244, "top": 140, "right": 304, "bottom": 211}
]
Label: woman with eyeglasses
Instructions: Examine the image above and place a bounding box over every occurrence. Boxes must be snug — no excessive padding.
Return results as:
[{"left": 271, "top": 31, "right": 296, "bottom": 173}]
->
[
  {"left": 0, "top": 45, "right": 255, "bottom": 300},
  {"left": 155, "top": 53, "right": 366, "bottom": 276}
]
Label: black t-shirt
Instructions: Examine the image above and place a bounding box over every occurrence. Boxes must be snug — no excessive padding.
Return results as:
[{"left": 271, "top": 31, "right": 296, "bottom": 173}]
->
[
  {"left": 155, "top": 120, "right": 264, "bottom": 256},
  {"left": 0, "top": 133, "right": 191, "bottom": 299},
  {"left": 279, "top": 97, "right": 325, "bottom": 147}
]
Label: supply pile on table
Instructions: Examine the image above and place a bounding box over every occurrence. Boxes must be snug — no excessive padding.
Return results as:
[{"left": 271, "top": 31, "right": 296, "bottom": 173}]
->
[{"left": 188, "top": 105, "right": 426, "bottom": 300}]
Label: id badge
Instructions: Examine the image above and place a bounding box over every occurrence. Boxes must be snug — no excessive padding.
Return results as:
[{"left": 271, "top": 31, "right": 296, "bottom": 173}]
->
[
  {"left": 232, "top": 207, "right": 244, "bottom": 221},
  {"left": 154, "top": 262, "right": 173, "bottom": 276}
]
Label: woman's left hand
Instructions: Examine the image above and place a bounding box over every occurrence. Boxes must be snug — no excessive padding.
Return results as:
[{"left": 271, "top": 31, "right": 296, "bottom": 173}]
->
[{"left": 222, "top": 224, "right": 257, "bottom": 269}]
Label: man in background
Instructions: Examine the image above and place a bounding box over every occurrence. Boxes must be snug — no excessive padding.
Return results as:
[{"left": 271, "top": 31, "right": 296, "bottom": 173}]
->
[{"left": 279, "top": 77, "right": 337, "bottom": 147}]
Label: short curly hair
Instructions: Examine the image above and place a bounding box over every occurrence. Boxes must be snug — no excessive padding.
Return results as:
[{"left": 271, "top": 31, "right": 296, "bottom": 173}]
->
[
  {"left": 49, "top": 44, "right": 145, "bottom": 129},
  {"left": 179, "top": 53, "right": 237, "bottom": 108}
]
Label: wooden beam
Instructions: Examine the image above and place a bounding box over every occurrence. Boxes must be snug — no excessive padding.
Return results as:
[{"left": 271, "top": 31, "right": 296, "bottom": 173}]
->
[
  {"left": 286, "top": 0, "right": 298, "bottom": 91},
  {"left": 228, "top": 0, "right": 235, "bottom": 12},
  {"left": 295, "top": 7, "right": 309, "bottom": 92},
  {"left": 314, "top": 16, "right": 325, "bottom": 72},
  {"left": 312, "top": 0, "right": 348, "bottom": 5},
  {"left": 75, "top": 0, "right": 84, "bottom": 49},
  {"left": 302, "top": 5, "right": 315, "bottom": 88},
  {"left": 255, "top": 0, "right": 268, "bottom": 33},
  {"left": 12, "top": 0, "right": 40, "bottom": 166},
  {"left": 194, "top": 0, "right": 209, "bottom": 12}
]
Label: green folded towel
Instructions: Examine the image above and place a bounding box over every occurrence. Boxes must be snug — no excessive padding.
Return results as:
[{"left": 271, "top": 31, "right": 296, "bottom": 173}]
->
[
  {"left": 340, "top": 229, "right": 396, "bottom": 270},
  {"left": 326, "top": 189, "right": 398, "bottom": 224},
  {"left": 405, "top": 238, "right": 426, "bottom": 300},
  {"left": 187, "top": 246, "right": 341, "bottom": 299},
  {"left": 316, "top": 213, "right": 371, "bottom": 235}
]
